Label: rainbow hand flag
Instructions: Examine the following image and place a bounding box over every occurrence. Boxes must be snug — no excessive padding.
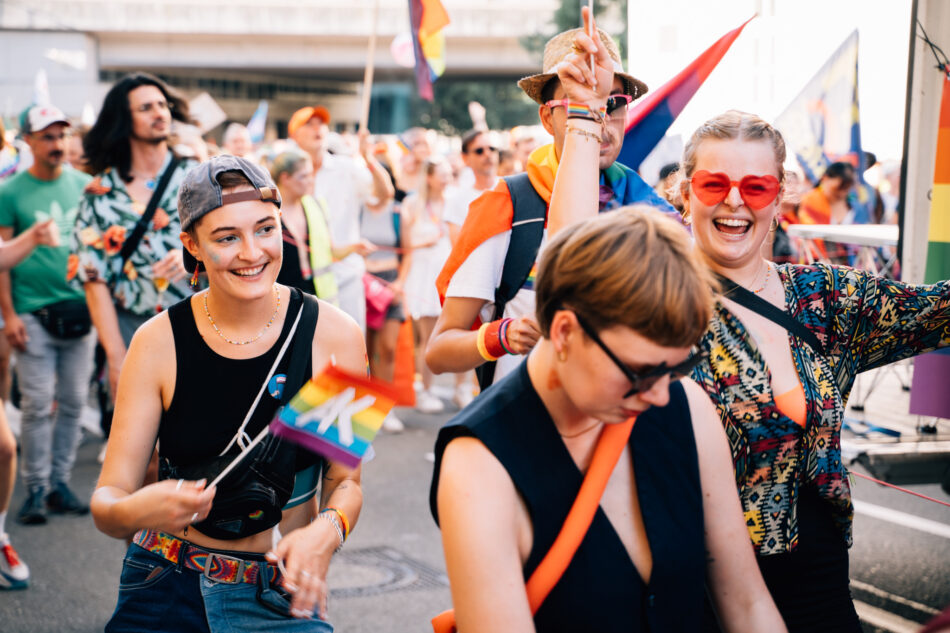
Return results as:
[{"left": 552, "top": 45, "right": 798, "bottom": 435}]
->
[{"left": 271, "top": 365, "right": 399, "bottom": 468}]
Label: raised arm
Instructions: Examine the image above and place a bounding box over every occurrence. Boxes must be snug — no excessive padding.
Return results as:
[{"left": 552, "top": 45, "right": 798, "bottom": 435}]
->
[
  {"left": 682, "top": 379, "right": 787, "bottom": 632},
  {"left": 546, "top": 7, "right": 614, "bottom": 236},
  {"left": 438, "top": 436, "right": 535, "bottom": 633}
]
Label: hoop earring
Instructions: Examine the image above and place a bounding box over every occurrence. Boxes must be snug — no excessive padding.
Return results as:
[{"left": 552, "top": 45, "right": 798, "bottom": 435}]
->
[{"left": 557, "top": 348, "right": 567, "bottom": 362}]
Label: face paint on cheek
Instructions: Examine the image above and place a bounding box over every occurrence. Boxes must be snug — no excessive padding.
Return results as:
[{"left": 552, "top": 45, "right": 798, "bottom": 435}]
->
[{"left": 209, "top": 252, "right": 222, "bottom": 264}]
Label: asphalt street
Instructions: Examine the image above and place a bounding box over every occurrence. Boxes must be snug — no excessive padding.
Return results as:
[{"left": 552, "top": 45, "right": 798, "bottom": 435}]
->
[{"left": 1, "top": 386, "right": 948, "bottom": 633}]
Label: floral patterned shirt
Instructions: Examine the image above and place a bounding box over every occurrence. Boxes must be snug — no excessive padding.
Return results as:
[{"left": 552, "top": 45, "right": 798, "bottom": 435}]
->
[
  {"left": 69, "top": 152, "right": 197, "bottom": 316},
  {"left": 691, "top": 264, "right": 950, "bottom": 556}
]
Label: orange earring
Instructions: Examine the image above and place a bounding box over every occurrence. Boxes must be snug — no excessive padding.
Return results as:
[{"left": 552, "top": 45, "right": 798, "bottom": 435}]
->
[{"left": 190, "top": 266, "right": 200, "bottom": 288}]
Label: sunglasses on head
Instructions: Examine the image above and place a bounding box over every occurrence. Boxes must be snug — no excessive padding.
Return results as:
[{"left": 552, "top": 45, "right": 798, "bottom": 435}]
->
[
  {"left": 572, "top": 311, "right": 705, "bottom": 399},
  {"left": 687, "top": 170, "right": 781, "bottom": 210},
  {"left": 471, "top": 146, "right": 498, "bottom": 156},
  {"left": 545, "top": 94, "right": 634, "bottom": 116}
]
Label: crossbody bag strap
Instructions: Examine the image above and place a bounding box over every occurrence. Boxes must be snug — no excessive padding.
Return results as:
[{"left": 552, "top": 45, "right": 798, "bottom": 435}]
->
[
  {"left": 431, "top": 416, "right": 636, "bottom": 633},
  {"left": 281, "top": 291, "right": 319, "bottom": 405},
  {"left": 217, "top": 290, "right": 305, "bottom": 456},
  {"left": 119, "top": 156, "right": 181, "bottom": 268},
  {"left": 716, "top": 274, "right": 824, "bottom": 353}
]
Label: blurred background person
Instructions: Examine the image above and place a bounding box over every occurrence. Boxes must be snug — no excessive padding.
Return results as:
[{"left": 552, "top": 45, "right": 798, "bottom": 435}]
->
[
  {"left": 798, "top": 161, "right": 856, "bottom": 225},
  {"left": 270, "top": 150, "right": 374, "bottom": 302},
  {"left": 0, "top": 104, "right": 95, "bottom": 527},
  {"left": 221, "top": 122, "right": 253, "bottom": 158},
  {"left": 288, "top": 105, "right": 394, "bottom": 332},
  {"left": 497, "top": 148, "right": 518, "bottom": 177},
  {"left": 361, "top": 159, "right": 410, "bottom": 432},
  {"left": 403, "top": 156, "right": 453, "bottom": 413}
]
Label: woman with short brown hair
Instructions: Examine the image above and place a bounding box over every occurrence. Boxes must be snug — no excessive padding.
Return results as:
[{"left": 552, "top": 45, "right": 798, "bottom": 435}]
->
[{"left": 430, "top": 207, "right": 786, "bottom": 633}]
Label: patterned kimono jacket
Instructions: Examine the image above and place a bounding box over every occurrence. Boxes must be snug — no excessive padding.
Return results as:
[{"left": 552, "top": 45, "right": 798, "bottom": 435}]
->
[{"left": 692, "top": 263, "right": 950, "bottom": 556}]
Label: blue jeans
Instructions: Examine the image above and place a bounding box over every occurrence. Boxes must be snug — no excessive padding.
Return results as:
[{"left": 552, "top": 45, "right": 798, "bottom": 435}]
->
[
  {"left": 106, "top": 545, "right": 333, "bottom": 633},
  {"left": 16, "top": 313, "right": 95, "bottom": 491}
]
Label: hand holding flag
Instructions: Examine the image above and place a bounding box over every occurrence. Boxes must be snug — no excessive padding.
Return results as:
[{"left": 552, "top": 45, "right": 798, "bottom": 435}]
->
[{"left": 271, "top": 365, "right": 400, "bottom": 469}]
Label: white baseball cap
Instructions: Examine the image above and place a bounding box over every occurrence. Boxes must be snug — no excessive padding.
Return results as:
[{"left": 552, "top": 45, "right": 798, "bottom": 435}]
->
[{"left": 24, "top": 105, "right": 70, "bottom": 134}]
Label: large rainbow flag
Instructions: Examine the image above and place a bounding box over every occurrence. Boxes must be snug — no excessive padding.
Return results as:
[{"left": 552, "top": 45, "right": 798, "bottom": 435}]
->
[
  {"left": 408, "top": 0, "right": 449, "bottom": 101},
  {"left": 909, "top": 65, "right": 950, "bottom": 419},
  {"left": 271, "top": 365, "right": 399, "bottom": 468},
  {"left": 616, "top": 16, "right": 753, "bottom": 171}
]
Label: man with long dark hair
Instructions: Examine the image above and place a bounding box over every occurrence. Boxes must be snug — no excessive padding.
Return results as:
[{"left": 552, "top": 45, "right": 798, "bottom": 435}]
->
[{"left": 70, "top": 73, "right": 197, "bottom": 405}]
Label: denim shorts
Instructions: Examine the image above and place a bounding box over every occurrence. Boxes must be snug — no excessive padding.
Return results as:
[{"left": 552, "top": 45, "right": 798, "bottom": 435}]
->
[{"left": 106, "top": 544, "right": 333, "bottom": 633}]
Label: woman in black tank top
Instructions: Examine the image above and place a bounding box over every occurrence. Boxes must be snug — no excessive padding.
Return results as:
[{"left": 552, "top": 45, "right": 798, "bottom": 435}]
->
[
  {"left": 431, "top": 208, "right": 787, "bottom": 631},
  {"left": 91, "top": 156, "right": 368, "bottom": 632}
]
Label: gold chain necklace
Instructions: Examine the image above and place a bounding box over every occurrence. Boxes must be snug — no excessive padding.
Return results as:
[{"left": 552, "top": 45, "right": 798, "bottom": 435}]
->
[
  {"left": 558, "top": 420, "right": 604, "bottom": 439},
  {"left": 203, "top": 287, "right": 281, "bottom": 345}
]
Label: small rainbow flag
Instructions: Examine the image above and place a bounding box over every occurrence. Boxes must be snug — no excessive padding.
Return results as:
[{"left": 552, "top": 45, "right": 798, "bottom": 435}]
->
[{"left": 270, "top": 365, "right": 399, "bottom": 469}]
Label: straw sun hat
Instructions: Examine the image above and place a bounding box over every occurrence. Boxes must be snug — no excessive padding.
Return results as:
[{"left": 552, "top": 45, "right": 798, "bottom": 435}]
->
[{"left": 517, "top": 28, "right": 648, "bottom": 105}]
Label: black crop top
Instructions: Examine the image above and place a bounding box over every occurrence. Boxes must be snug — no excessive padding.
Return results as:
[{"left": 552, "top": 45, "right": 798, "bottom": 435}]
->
[{"left": 159, "top": 291, "right": 316, "bottom": 470}]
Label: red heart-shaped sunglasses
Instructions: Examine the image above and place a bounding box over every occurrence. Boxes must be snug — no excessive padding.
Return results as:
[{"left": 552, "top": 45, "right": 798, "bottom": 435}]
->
[{"left": 687, "top": 170, "right": 781, "bottom": 210}]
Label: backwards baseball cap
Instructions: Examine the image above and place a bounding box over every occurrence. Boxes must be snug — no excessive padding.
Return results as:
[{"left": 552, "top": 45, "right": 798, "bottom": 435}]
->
[
  {"left": 287, "top": 106, "right": 330, "bottom": 137},
  {"left": 23, "top": 104, "right": 71, "bottom": 134},
  {"left": 177, "top": 155, "right": 281, "bottom": 273}
]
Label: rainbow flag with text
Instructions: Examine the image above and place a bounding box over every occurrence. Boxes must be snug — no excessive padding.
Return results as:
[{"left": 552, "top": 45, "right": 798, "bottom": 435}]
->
[{"left": 271, "top": 365, "right": 399, "bottom": 468}]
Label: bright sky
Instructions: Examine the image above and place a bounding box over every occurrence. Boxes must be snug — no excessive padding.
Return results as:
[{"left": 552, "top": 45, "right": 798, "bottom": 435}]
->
[{"left": 627, "top": 0, "right": 913, "bottom": 161}]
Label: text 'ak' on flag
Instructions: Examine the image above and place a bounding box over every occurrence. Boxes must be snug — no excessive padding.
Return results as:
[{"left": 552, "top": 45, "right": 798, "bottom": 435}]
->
[
  {"left": 408, "top": 0, "right": 449, "bottom": 101},
  {"left": 271, "top": 365, "right": 400, "bottom": 469},
  {"left": 617, "top": 16, "right": 754, "bottom": 172}
]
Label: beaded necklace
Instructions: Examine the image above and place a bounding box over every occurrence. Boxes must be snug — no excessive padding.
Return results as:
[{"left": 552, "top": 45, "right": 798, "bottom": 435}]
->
[
  {"left": 203, "top": 286, "right": 281, "bottom": 345},
  {"left": 752, "top": 262, "right": 773, "bottom": 295}
]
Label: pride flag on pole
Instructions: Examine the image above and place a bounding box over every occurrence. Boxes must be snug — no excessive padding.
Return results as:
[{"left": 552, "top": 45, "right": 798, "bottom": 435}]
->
[
  {"left": 408, "top": 0, "right": 449, "bottom": 101},
  {"left": 617, "top": 16, "right": 753, "bottom": 171},
  {"left": 271, "top": 365, "right": 399, "bottom": 468},
  {"left": 774, "top": 30, "right": 874, "bottom": 223},
  {"left": 909, "top": 66, "right": 950, "bottom": 419},
  {"left": 246, "top": 100, "right": 268, "bottom": 146}
]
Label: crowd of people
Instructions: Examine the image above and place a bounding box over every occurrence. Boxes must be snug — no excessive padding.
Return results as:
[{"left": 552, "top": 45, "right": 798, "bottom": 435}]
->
[{"left": 0, "top": 8, "right": 947, "bottom": 633}]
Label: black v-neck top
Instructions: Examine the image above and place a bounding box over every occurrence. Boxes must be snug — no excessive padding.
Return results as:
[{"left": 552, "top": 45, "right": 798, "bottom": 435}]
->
[{"left": 430, "top": 361, "right": 706, "bottom": 632}]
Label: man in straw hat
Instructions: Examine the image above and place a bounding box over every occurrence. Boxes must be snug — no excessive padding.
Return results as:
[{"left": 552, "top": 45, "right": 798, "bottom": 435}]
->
[{"left": 427, "top": 12, "right": 678, "bottom": 391}]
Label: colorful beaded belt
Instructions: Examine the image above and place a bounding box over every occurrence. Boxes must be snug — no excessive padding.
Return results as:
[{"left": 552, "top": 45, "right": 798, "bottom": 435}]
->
[{"left": 132, "top": 529, "right": 281, "bottom": 586}]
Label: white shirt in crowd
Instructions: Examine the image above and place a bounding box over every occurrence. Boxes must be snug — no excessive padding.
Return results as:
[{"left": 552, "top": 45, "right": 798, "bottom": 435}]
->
[
  {"left": 445, "top": 227, "right": 549, "bottom": 384},
  {"left": 313, "top": 151, "right": 373, "bottom": 284}
]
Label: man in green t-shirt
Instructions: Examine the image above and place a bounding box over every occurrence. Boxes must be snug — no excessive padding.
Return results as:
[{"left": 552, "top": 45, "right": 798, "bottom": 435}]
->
[{"left": 0, "top": 105, "right": 96, "bottom": 541}]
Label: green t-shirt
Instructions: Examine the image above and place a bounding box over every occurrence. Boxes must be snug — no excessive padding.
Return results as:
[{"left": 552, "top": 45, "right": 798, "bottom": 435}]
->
[{"left": 0, "top": 168, "right": 91, "bottom": 313}]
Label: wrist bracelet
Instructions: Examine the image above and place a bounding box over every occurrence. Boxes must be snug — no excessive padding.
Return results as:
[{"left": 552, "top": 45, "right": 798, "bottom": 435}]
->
[
  {"left": 322, "top": 506, "right": 350, "bottom": 540},
  {"left": 476, "top": 321, "right": 502, "bottom": 361},
  {"left": 482, "top": 319, "right": 507, "bottom": 359},
  {"left": 566, "top": 126, "right": 602, "bottom": 143},
  {"left": 319, "top": 511, "right": 345, "bottom": 553},
  {"left": 498, "top": 318, "right": 516, "bottom": 355},
  {"left": 566, "top": 102, "right": 607, "bottom": 119}
]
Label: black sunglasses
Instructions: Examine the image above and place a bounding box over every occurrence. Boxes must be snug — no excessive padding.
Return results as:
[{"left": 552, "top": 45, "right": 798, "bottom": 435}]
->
[
  {"left": 572, "top": 311, "right": 705, "bottom": 398},
  {"left": 471, "top": 146, "right": 498, "bottom": 156},
  {"left": 605, "top": 94, "right": 634, "bottom": 115}
]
